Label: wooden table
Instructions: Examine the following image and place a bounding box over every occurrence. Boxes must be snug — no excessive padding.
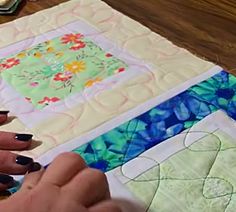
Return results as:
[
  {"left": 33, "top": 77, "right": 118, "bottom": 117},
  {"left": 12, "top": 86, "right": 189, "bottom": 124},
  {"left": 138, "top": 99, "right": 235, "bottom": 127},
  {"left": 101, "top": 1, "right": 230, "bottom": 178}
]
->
[{"left": 0, "top": 0, "right": 236, "bottom": 73}]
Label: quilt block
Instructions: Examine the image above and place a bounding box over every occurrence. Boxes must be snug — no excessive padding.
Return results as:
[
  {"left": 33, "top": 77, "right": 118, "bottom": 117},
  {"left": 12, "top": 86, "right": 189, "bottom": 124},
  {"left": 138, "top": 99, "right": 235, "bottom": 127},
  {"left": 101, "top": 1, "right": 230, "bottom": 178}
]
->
[{"left": 0, "top": 1, "right": 235, "bottom": 211}]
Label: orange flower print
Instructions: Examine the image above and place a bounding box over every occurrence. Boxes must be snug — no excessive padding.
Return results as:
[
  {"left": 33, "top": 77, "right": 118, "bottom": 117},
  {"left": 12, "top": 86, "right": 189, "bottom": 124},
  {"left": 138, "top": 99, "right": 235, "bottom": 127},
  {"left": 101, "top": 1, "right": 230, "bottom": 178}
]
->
[
  {"left": 85, "top": 78, "right": 102, "bottom": 88},
  {"left": 65, "top": 61, "right": 86, "bottom": 74},
  {"left": 61, "top": 33, "right": 84, "bottom": 44},
  {"left": 38, "top": 97, "right": 60, "bottom": 105},
  {"left": 34, "top": 52, "right": 42, "bottom": 58},
  {"left": 70, "top": 41, "right": 86, "bottom": 51},
  {"left": 17, "top": 52, "right": 26, "bottom": 58},
  {"left": 1, "top": 58, "right": 20, "bottom": 69},
  {"left": 47, "top": 47, "right": 54, "bottom": 53},
  {"left": 53, "top": 72, "right": 72, "bottom": 82}
]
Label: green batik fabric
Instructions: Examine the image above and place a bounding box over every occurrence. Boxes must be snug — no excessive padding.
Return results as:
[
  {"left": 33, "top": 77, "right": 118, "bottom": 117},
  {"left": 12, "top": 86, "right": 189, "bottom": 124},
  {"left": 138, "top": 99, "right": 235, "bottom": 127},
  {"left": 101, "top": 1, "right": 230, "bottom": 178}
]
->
[{"left": 0, "top": 33, "right": 128, "bottom": 109}]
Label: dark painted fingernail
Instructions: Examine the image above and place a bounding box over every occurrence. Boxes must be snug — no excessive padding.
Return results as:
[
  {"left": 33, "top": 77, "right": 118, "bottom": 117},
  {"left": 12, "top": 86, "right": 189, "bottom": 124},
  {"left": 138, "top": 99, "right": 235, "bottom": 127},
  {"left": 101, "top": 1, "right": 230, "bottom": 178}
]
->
[
  {"left": 0, "top": 190, "right": 11, "bottom": 196},
  {"left": 0, "top": 190, "right": 11, "bottom": 200},
  {"left": 0, "top": 111, "right": 9, "bottom": 115},
  {"left": 0, "top": 174, "right": 13, "bottom": 185},
  {"left": 28, "top": 162, "right": 41, "bottom": 173},
  {"left": 15, "top": 134, "right": 33, "bottom": 142},
  {"left": 16, "top": 155, "right": 33, "bottom": 166}
]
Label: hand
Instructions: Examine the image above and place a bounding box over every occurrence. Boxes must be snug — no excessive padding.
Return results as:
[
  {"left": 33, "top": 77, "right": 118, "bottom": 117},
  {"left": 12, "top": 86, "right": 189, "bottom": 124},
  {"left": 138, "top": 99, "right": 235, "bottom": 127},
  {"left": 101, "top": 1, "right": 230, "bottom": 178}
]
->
[
  {"left": 0, "top": 111, "right": 121, "bottom": 211},
  {"left": 0, "top": 111, "right": 34, "bottom": 192},
  {"left": 0, "top": 153, "right": 121, "bottom": 212}
]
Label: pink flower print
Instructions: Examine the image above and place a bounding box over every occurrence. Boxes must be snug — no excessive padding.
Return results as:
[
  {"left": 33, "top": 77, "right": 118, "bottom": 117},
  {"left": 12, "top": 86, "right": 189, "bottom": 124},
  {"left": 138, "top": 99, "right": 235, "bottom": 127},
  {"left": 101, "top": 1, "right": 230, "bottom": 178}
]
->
[
  {"left": 65, "top": 71, "right": 72, "bottom": 76},
  {"left": 61, "top": 33, "right": 84, "bottom": 44},
  {"left": 115, "top": 67, "right": 125, "bottom": 74},
  {"left": 105, "top": 53, "right": 113, "bottom": 57},
  {"left": 30, "top": 82, "right": 39, "bottom": 87},
  {"left": 38, "top": 97, "right": 60, "bottom": 105},
  {"left": 53, "top": 72, "right": 73, "bottom": 82},
  {"left": 1, "top": 58, "right": 20, "bottom": 69},
  {"left": 70, "top": 41, "right": 86, "bottom": 51}
]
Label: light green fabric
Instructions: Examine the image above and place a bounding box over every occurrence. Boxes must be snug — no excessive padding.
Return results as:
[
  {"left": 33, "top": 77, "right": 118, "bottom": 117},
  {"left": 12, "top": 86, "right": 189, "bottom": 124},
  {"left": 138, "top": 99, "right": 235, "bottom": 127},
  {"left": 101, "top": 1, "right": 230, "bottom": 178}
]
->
[{"left": 126, "top": 130, "right": 236, "bottom": 212}]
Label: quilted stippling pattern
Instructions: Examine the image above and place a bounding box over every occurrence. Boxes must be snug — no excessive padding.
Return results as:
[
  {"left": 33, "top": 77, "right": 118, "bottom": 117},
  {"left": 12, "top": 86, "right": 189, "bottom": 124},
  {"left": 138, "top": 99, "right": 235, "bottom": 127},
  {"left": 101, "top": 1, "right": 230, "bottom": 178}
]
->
[
  {"left": 126, "top": 129, "right": 236, "bottom": 212},
  {"left": 0, "top": 0, "right": 215, "bottom": 159},
  {"left": 2, "top": 2, "right": 235, "bottom": 209}
]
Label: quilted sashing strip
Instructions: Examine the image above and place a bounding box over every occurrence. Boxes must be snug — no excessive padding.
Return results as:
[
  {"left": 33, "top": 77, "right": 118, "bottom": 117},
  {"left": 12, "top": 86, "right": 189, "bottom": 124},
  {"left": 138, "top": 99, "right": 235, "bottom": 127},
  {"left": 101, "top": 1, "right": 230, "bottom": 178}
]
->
[
  {"left": 126, "top": 129, "right": 236, "bottom": 211},
  {"left": 73, "top": 71, "right": 236, "bottom": 172},
  {"left": 0, "top": 33, "right": 128, "bottom": 109}
]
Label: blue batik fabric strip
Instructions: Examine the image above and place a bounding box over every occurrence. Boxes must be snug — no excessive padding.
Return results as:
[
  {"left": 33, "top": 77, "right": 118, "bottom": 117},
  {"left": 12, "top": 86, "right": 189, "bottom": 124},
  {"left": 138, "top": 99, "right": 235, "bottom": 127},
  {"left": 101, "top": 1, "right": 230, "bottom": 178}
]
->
[{"left": 73, "top": 71, "right": 236, "bottom": 172}]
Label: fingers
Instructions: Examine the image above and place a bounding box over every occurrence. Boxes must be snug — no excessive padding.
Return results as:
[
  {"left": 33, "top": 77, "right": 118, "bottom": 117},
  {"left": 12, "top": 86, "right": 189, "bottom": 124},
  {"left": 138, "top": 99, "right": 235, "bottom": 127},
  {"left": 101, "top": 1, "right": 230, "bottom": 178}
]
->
[
  {"left": 0, "top": 111, "right": 9, "bottom": 124},
  {"left": 0, "top": 111, "right": 32, "bottom": 150},
  {"left": 20, "top": 163, "right": 44, "bottom": 192},
  {"left": 64, "top": 168, "right": 110, "bottom": 207},
  {"left": 0, "top": 151, "right": 33, "bottom": 175},
  {"left": 89, "top": 201, "right": 122, "bottom": 212},
  {"left": 0, "top": 173, "right": 14, "bottom": 192},
  {"left": 40, "top": 152, "right": 87, "bottom": 187},
  {"left": 0, "top": 111, "right": 35, "bottom": 193},
  {"left": 0, "top": 131, "right": 32, "bottom": 150},
  {"left": 54, "top": 198, "right": 88, "bottom": 212}
]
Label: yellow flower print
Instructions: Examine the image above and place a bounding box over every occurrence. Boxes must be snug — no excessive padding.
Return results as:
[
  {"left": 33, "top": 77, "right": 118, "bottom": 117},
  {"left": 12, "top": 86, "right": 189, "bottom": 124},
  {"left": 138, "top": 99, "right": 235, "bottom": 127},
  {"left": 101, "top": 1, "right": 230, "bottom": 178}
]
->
[
  {"left": 85, "top": 78, "right": 102, "bottom": 87},
  {"left": 44, "top": 41, "right": 51, "bottom": 45},
  {"left": 65, "top": 61, "right": 86, "bottom": 74},
  {"left": 55, "top": 52, "right": 64, "bottom": 58},
  {"left": 34, "top": 52, "right": 42, "bottom": 58},
  {"left": 17, "top": 52, "right": 26, "bottom": 58},
  {"left": 47, "top": 47, "right": 54, "bottom": 53}
]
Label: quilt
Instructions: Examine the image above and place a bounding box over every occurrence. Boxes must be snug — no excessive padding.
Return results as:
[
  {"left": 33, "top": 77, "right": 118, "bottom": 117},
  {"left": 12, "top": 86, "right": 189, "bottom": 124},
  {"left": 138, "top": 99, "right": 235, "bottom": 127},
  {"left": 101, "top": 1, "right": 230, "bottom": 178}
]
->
[{"left": 0, "top": 0, "right": 235, "bottom": 212}]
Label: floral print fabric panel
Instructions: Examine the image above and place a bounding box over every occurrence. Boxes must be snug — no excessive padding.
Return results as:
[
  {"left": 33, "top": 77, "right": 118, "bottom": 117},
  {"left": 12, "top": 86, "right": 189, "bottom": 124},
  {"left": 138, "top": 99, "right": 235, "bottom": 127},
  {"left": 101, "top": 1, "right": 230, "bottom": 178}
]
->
[
  {"left": 0, "top": 33, "right": 128, "bottom": 109},
  {"left": 73, "top": 71, "right": 236, "bottom": 172}
]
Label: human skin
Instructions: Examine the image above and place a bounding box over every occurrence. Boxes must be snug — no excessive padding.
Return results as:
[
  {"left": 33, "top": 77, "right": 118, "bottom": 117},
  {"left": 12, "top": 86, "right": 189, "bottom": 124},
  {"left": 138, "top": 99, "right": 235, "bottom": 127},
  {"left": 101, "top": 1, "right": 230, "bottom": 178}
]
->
[{"left": 0, "top": 112, "right": 121, "bottom": 212}]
